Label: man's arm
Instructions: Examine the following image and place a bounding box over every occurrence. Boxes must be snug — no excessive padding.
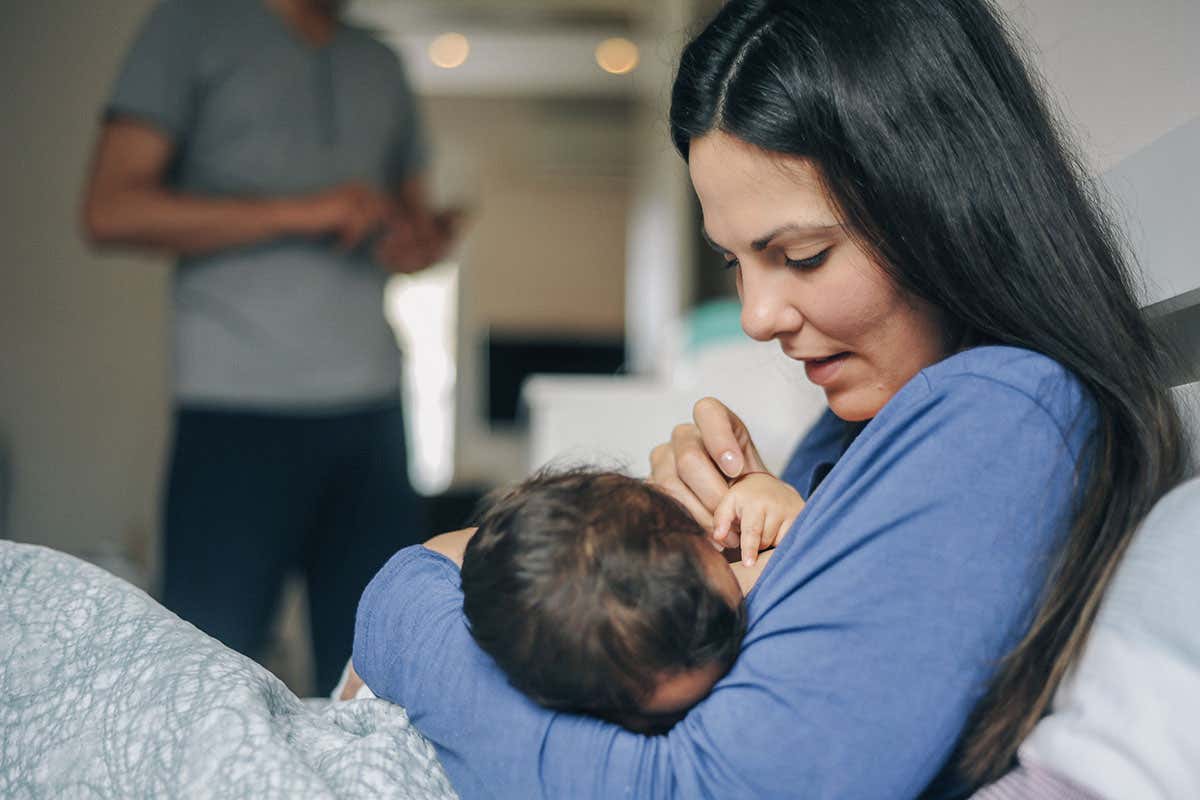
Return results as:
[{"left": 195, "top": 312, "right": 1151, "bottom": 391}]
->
[{"left": 80, "top": 118, "right": 394, "bottom": 257}]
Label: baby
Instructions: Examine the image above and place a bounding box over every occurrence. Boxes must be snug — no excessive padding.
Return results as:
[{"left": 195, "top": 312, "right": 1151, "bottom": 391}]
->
[{"left": 453, "top": 468, "right": 805, "bottom": 734}]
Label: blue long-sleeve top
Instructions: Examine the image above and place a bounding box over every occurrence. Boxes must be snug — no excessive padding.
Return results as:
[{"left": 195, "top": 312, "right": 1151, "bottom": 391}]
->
[{"left": 353, "top": 346, "right": 1096, "bottom": 799}]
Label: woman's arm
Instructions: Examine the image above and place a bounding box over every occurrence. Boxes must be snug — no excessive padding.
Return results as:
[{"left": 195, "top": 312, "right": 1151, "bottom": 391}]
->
[{"left": 356, "top": 363, "right": 1092, "bottom": 799}]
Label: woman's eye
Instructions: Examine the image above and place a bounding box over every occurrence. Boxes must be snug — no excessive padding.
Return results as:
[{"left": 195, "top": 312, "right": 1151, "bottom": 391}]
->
[
  {"left": 722, "top": 257, "right": 739, "bottom": 271},
  {"left": 785, "top": 247, "right": 832, "bottom": 270}
]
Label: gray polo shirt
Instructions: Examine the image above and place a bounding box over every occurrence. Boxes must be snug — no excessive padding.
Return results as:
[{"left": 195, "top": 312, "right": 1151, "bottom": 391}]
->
[{"left": 106, "top": 0, "right": 427, "bottom": 410}]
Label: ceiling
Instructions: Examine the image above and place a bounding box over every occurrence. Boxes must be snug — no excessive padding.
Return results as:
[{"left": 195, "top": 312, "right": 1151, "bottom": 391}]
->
[
  {"left": 354, "top": 0, "right": 1199, "bottom": 171},
  {"left": 347, "top": 0, "right": 678, "bottom": 97},
  {"left": 353, "top": 0, "right": 649, "bottom": 30}
]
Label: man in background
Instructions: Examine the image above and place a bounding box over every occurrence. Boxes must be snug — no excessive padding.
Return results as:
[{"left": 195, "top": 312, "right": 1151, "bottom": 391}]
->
[{"left": 81, "top": 0, "right": 456, "bottom": 694}]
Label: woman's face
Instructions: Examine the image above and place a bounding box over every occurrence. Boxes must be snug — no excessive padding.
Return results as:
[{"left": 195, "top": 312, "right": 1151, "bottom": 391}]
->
[{"left": 688, "top": 132, "right": 949, "bottom": 421}]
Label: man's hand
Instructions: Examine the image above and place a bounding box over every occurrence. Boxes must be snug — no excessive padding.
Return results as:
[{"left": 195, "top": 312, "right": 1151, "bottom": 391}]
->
[
  {"left": 712, "top": 473, "right": 805, "bottom": 566},
  {"left": 372, "top": 207, "right": 464, "bottom": 274},
  {"left": 285, "top": 182, "right": 396, "bottom": 250}
]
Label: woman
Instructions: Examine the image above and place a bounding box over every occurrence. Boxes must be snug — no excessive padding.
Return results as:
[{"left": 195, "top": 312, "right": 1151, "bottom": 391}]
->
[{"left": 351, "top": 0, "right": 1189, "bottom": 796}]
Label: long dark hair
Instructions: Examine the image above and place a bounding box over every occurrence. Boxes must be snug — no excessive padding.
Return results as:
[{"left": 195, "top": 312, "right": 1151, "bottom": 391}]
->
[{"left": 670, "top": 0, "right": 1190, "bottom": 787}]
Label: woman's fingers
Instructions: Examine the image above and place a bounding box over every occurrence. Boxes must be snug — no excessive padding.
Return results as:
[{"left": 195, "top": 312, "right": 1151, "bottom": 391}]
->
[
  {"left": 670, "top": 422, "right": 733, "bottom": 515},
  {"left": 650, "top": 399, "right": 769, "bottom": 532},
  {"left": 693, "top": 397, "right": 769, "bottom": 477},
  {"left": 665, "top": 478, "right": 717, "bottom": 532},
  {"left": 712, "top": 491, "right": 738, "bottom": 547},
  {"left": 692, "top": 397, "right": 745, "bottom": 477},
  {"left": 650, "top": 441, "right": 717, "bottom": 531}
]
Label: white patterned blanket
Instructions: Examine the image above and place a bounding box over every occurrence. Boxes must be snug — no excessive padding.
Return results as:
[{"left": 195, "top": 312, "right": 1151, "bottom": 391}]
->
[{"left": 0, "top": 541, "right": 455, "bottom": 799}]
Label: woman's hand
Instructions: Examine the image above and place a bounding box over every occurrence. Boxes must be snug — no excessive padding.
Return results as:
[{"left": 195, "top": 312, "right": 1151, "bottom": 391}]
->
[
  {"left": 712, "top": 474, "right": 805, "bottom": 565},
  {"left": 648, "top": 397, "right": 768, "bottom": 532}
]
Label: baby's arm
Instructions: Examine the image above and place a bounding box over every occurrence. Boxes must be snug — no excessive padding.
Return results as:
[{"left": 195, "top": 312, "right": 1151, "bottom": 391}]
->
[
  {"left": 422, "top": 527, "right": 478, "bottom": 566},
  {"left": 727, "top": 548, "right": 776, "bottom": 595},
  {"left": 713, "top": 474, "right": 805, "bottom": 566}
]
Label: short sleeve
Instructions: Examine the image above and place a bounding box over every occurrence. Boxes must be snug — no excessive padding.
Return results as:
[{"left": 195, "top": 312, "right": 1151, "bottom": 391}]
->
[
  {"left": 104, "top": 0, "right": 199, "bottom": 139},
  {"left": 387, "top": 55, "right": 429, "bottom": 183}
]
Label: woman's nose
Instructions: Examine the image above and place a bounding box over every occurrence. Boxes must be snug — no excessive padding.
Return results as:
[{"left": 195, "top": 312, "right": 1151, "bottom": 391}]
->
[{"left": 739, "top": 267, "right": 800, "bottom": 342}]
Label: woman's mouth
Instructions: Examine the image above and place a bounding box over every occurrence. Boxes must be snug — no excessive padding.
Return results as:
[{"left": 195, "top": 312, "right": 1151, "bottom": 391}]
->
[{"left": 803, "top": 352, "right": 850, "bottom": 386}]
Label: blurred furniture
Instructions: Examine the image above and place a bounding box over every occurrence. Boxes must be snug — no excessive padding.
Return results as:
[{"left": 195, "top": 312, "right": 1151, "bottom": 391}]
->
[{"left": 486, "top": 332, "right": 625, "bottom": 427}]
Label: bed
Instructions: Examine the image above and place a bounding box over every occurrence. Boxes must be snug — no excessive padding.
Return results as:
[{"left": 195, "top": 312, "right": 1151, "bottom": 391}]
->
[{"left": 0, "top": 539, "right": 455, "bottom": 799}]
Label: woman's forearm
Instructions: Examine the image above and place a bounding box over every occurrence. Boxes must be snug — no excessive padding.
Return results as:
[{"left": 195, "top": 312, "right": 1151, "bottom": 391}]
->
[{"left": 355, "top": 373, "right": 1087, "bottom": 799}]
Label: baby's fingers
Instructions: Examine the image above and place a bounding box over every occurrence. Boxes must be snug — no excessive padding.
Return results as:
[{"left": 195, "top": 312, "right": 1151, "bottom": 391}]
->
[
  {"left": 775, "top": 509, "right": 801, "bottom": 547},
  {"left": 712, "top": 491, "right": 739, "bottom": 550},
  {"left": 740, "top": 506, "right": 767, "bottom": 566}
]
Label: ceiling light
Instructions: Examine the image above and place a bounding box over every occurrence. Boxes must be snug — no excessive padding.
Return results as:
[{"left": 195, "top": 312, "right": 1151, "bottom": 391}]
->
[
  {"left": 595, "top": 37, "right": 639, "bottom": 75},
  {"left": 429, "top": 33, "right": 470, "bottom": 70}
]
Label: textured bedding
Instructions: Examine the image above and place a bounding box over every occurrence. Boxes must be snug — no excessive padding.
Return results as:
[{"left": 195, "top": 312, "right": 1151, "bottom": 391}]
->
[{"left": 0, "top": 541, "right": 456, "bottom": 799}]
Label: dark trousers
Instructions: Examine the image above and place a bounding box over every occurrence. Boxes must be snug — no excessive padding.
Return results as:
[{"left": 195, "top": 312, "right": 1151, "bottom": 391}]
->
[{"left": 162, "top": 403, "right": 424, "bottom": 695}]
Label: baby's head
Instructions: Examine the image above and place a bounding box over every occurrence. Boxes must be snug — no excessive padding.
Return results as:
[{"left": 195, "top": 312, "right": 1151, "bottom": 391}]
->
[{"left": 461, "top": 469, "right": 746, "bottom": 734}]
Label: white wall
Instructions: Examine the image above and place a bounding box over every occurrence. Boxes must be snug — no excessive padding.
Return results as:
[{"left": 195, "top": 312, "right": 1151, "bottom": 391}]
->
[
  {"left": 0, "top": 3, "right": 639, "bottom": 553},
  {"left": 623, "top": 0, "right": 697, "bottom": 376},
  {"left": 0, "top": 0, "right": 167, "bottom": 567},
  {"left": 995, "top": 0, "right": 1199, "bottom": 174},
  {"left": 1, "top": 0, "right": 1195, "bottom": 559},
  {"left": 421, "top": 96, "right": 633, "bottom": 487},
  {"left": 1102, "top": 117, "right": 1200, "bottom": 309}
]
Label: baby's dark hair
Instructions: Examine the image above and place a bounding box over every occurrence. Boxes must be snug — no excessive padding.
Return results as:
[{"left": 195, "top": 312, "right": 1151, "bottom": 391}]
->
[{"left": 461, "top": 468, "right": 746, "bottom": 729}]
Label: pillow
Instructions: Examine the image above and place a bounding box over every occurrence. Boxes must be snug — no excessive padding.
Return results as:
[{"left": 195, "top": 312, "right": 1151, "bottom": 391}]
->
[{"left": 1018, "top": 477, "right": 1200, "bottom": 799}]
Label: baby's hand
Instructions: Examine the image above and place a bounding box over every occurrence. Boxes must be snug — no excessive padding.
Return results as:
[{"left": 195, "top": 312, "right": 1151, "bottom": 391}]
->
[{"left": 712, "top": 473, "right": 805, "bottom": 566}]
